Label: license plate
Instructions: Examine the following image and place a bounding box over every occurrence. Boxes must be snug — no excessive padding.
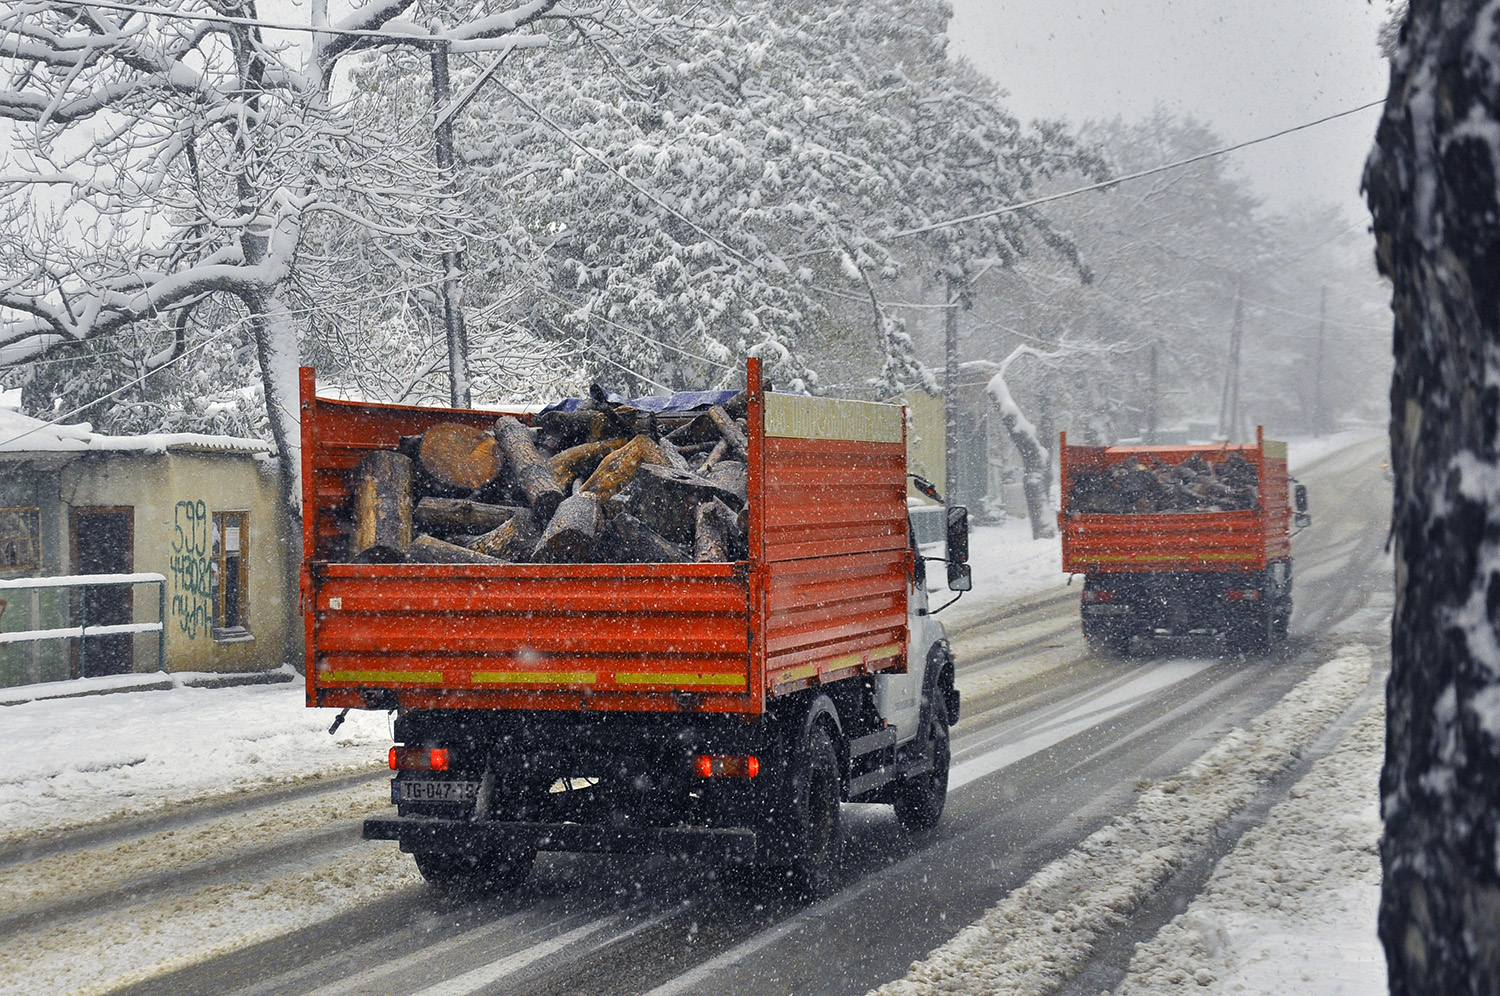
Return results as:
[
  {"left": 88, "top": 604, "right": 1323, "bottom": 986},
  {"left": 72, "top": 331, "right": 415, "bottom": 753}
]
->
[{"left": 396, "top": 779, "right": 479, "bottom": 803}]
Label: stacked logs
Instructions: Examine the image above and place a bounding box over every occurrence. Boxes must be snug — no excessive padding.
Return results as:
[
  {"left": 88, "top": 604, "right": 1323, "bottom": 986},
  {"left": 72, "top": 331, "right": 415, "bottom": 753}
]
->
[
  {"left": 1067, "top": 453, "right": 1259, "bottom": 514},
  {"left": 346, "top": 389, "right": 751, "bottom": 565}
]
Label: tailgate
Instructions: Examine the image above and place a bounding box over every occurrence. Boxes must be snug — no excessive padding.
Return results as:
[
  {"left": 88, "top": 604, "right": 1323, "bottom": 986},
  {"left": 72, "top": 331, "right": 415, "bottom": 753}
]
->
[
  {"left": 307, "top": 562, "right": 755, "bottom": 713},
  {"left": 1061, "top": 510, "right": 1270, "bottom": 573}
]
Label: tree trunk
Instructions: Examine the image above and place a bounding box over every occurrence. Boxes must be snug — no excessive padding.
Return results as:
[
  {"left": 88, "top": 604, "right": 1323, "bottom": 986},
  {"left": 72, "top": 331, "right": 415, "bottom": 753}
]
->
[
  {"left": 533, "top": 492, "right": 602, "bottom": 563},
  {"left": 984, "top": 371, "right": 1056, "bottom": 539},
  {"left": 493, "top": 416, "right": 566, "bottom": 520},
  {"left": 1367, "top": 5, "right": 1500, "bottom": 993},
  {"left": 413, "top": 497, "right": 522, "bottom": 536},
  {"left": 417, "top": 423, "right": 503, "bottom": 491},
  {"left": 351, "top": 451, "right": 414, "bottom": 561}
]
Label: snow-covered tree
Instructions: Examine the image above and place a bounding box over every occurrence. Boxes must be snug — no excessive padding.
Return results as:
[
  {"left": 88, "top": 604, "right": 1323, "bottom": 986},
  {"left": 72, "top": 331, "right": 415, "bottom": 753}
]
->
[
  {"left": 347, "top": 0, "right": 1098, "bottom": 398},
  {"left": 1365, "top": 0, "right": 1500, "bottom": 991},
  {"left": 0, "top": 0, "right": 580, "bottom": 511}
]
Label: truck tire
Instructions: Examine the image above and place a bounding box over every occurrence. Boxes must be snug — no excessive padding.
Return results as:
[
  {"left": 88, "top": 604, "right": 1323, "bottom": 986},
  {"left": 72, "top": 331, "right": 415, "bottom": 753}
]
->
[
  {"left": 412, "top": 847, "right": 535, "bottom": 895},
  {"left": 894, "top": 695, "right": 950, "bottom": 832},
  {"left": 789, "top": 725, "right": 843, "bottom": 898},
  {"left": 1082, "top": 616, "right": 1131, "bottom": 657},
  {"left": 1229, "top": 603, "right": 1275, "bottom": 656}
]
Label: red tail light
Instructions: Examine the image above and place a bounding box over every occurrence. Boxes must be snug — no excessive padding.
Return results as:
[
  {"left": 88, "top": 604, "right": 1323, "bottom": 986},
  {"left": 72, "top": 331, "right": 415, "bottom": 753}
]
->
[
  {"left": 1083, "top": 589, "right": 1114, "bottom": 602},
  {"left": 1225, "top": 590, "right": 1261, "bottom": 601},
  {"left": 389, "top": 746, "right": 450, "bottom": 771},
  {"left": 694, "top": 754, "right": 760, "bottom": 778}
]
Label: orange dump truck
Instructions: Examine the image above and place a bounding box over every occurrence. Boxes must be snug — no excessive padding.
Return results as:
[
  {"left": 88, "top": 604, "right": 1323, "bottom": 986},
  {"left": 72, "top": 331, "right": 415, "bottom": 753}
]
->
[
  {"left": 1058, "top": 428, "right": 1309, "bottom": 655},
  {"left": 301, "top": 359, "right": 970, "bottom": 895}
]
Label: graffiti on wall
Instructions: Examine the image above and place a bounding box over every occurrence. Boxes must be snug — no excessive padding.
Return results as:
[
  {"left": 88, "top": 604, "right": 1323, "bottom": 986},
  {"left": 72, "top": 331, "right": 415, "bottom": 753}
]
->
[{"left": 171, "top": 500, "right": 211, "bottom": 639}]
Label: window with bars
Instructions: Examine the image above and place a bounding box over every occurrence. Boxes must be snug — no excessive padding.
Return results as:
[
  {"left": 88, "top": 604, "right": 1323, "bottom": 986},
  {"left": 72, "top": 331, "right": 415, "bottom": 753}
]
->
[{"left": 0, "top": 508, "right": 40, "bottom": 571}]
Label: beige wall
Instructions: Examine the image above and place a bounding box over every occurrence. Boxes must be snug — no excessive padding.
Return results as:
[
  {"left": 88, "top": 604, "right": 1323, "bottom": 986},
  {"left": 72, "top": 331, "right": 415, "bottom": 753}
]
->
[
  {"left": 903, "top": 392, "right": 946, "bottom": 502},
  {"left": 59, "top": 450, "right": 295, "bottom": 674}
]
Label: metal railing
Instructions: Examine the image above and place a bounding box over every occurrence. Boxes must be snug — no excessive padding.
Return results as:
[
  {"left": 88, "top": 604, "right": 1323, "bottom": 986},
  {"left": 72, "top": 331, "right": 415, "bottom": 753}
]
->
[{"left": 0, "top": 573, "right": 168, "bottom": 674}]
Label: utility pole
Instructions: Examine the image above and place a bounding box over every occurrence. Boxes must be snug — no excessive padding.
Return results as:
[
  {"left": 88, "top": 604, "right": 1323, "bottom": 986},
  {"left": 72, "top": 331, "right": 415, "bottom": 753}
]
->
[
  {"left": 1146, "top": 340, "right": 1159, "bottom": 444},
  {"left": 1313, "top": 285, "right": 1327, "bottom": 436},
  {"left": 1218, "top": 286, "right": 1244, "bottom": 442},
  {"left": 431, "top": 40, "right": 470, "bottom": 408},
  {"left": 944, "top": 285, "right": 959, "bottom": 510}
]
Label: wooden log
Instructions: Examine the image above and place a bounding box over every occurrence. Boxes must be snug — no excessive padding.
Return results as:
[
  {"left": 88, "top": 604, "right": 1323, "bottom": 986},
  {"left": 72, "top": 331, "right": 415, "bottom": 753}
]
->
[
  {"left": 548, "top": 439, "right": 627, "bottom": 492},
  {"left": 658, "top": 439, "right": 694, "bottom": 473},
  {"left": 705, "top": 461, "right": 748, "bottom": 505},
  {"left": 697, "top": 440, "right": 729, "bottom": 474},
  {"left": 413, "top": 497, "right": 523, "bottom": 536},
  {"left": 617, "top": 464, "right": 743, "bottom": 545},
  {"left": 606, "top": 510, "right": 690, "bottom": 563},
  {"left": 663, "top": 412, "right": 722, "bottom": 447},
  {"left": 580, "top": 434, "right": 672, "bottom": 501},
  {"left": 407, "top": 533, "right": 503, "bottom": 564},
  {"left": 706, "top": 406, "right": 748, "bottom": 459},
  {"left": 397, "top": 434, "right": 424, "bottom": 461},
  {"left": 694, "top": 498, "right": 737, "bottom": 562},
  {"left": 417, "top": 423, "right": 504, "bottom": 491},
  {"left": 351, "top": 450, "right": 414, "bottom": 561},
  {"left": 533, "top": 492, "right": 602, "bottom": 563},
  {"left": 493, "top": 416, "right": 566, "bottom": 521},
  {"left": 723, "top": 389, "right": 750, "bottom": 418},
  {"left": 469, "top": 509, "right": 541, "bottom": 562}
]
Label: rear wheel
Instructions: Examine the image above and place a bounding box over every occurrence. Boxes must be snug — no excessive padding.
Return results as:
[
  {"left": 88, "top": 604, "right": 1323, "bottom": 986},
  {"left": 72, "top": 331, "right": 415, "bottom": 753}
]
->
[
  {"left": 1083, "top": 615, "right": 1131, "bottom": 657},
  {"left": 411, "top": 847, "right": 535, "bottom": 895},
  {"left": 894, "top": 696, "right": 950, "bottom": 832},
  {"left": 1230, "top": 602, "right": 1275, "bottom": 655},
  {"left": 788, "top": 725, "right": 843, "bottom": 898}
]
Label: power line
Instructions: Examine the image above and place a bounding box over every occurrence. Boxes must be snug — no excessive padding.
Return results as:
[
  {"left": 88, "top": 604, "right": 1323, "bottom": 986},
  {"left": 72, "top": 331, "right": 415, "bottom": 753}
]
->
[
  {"left": 883, "top": 99, "right": 1388, "bottom": 241},
  {"left": 50, "top": 0, "right": 566, "bottom": 48}
]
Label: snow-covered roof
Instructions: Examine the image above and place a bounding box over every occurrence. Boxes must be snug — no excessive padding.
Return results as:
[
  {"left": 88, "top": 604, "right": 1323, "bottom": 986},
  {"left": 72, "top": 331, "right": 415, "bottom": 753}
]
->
[{"left": 0, "top": 408, "right": 272, "bottom": 459}]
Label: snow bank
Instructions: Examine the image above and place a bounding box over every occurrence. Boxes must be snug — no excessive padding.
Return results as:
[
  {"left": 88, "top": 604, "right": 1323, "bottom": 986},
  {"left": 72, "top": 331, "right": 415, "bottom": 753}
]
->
[
  {"left": 926, "top": 518, "right": 1067, "bottom": 630},
  {"left": 1107, "top": 703, "right": 1384, "bottom": 995},
  {"left": 0, "top": 679, "right": 390, "bottom": 848},
  {"left": 869, "top": 644, "right": 1375, "bottom": 996}
]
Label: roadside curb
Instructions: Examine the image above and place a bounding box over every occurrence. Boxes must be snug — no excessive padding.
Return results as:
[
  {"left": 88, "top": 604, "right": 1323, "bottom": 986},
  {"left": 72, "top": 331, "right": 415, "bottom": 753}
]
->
[{"left": 0, "top": 668, "right": 298, "bottom": 707}]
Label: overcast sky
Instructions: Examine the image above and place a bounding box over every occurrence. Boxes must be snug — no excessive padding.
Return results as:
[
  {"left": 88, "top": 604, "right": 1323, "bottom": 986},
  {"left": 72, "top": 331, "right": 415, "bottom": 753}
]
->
[{"left": 946, "top": 1, "right": 1393, "bottom": 223}]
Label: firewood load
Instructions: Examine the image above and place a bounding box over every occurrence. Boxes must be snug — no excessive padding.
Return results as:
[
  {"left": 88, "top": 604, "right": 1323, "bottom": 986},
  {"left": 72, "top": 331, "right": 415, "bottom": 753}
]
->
[
  {"left": 1066, "top": 452, "right": 1260, "bottom": 514},
  {"left": 345, "top": 387, "right": 752, "bottom": 565}
]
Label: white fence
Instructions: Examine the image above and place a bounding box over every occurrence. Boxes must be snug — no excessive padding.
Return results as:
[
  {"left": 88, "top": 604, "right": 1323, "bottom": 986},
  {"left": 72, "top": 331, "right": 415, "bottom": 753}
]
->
[{"left": 0, "top": 573, "right": 168, "bottom": 674}]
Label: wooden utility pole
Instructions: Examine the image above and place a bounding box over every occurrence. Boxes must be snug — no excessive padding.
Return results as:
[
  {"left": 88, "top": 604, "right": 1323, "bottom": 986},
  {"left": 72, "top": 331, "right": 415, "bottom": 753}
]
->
[
  {"left": 1313, "top": 285, "right": 1327, "bottom": 436},
  {"left": 1217, "top": 286, "right": 1245, "bottom": 442},
  {"left": 431, "top": 40, "right": 470, "bottom": 408},
  {"left": 1146, "top": 340, "right": 1159, "bottom": 444}
]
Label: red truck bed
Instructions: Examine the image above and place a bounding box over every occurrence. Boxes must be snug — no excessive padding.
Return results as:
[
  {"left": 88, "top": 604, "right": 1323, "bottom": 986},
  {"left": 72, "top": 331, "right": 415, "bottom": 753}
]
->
[
  {"left": 1059, "top": 428, "right": 1291, "bottom": 574},
  {"left": 300, "top": 360, "right": 911, "bottom": 716}
]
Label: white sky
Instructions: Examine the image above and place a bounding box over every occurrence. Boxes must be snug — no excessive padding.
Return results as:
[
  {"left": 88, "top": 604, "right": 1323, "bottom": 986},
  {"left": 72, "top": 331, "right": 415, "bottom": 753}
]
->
[{"left": 946, "top": 1, "right": 1394, "bottom": 223}]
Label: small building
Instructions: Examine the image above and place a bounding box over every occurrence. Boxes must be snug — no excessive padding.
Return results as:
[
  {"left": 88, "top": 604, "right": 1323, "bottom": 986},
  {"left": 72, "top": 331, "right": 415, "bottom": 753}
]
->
[{"left": 0, "top": 408, "right": 297, "bottom": 688}]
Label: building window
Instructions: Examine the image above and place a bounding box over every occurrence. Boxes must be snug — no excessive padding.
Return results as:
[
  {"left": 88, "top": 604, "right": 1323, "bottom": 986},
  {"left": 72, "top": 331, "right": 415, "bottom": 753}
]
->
[
  {"left": 211, "top": 511, "right": 250, "bottom": 639},
  {"left": 0, "top": 508, "right": 40, "bottom": 571}
]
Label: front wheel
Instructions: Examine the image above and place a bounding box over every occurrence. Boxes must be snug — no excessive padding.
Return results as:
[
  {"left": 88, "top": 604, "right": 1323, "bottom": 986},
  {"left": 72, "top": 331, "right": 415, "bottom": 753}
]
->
[
  {"left": 894, "top": 696, "right": 950, "bottom": 832},
  {"left": 412, "top": 847, "right": 535, "bottom": 895}
]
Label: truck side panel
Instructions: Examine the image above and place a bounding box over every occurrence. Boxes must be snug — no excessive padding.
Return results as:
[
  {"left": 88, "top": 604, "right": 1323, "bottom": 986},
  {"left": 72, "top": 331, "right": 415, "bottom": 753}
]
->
[{"left": 758, "top": 401, "right": 910, "bottom": 696}]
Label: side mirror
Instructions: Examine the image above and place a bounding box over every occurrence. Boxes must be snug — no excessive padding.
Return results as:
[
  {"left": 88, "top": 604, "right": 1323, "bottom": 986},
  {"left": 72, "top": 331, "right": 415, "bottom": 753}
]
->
[
  {"left": 946, "top": 505, "right": 969, "bottom": 565},
  {"left": 1295, "top": 512, "right": 1312, "bottom": 529},
  {"left": 1294, "top": 484, "right": 1308, "bottom": 513},
  {"left": 947, "top": 561, "right": 972, "bottom": 592}
]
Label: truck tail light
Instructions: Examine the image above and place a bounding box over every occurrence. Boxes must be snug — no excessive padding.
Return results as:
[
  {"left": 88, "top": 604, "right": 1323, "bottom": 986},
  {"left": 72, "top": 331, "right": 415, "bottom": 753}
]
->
[
  {"left": 1082, "top": 589, "right": 1114, "bottom": 602},
  {"left": 1225, "top": 590, "right": 1261, "bottom": 601},
  {"left": 694, "top": 754, "right": 760, "bottom": 778},
  {"left": 389, "top": 746, "right": 450, "bottom": 771}
]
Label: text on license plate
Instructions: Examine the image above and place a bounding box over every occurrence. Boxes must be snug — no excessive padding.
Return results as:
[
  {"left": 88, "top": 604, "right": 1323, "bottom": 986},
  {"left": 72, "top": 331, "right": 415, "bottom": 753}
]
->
[{"left": 396, "top": 780, "right": 479, "bottom": 803}]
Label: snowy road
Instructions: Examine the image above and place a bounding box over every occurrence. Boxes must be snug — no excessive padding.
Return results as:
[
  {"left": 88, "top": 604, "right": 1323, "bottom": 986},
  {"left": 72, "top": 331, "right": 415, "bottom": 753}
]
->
[{"left": 0, "top": 437, "right": 1390, "bottom": 996}]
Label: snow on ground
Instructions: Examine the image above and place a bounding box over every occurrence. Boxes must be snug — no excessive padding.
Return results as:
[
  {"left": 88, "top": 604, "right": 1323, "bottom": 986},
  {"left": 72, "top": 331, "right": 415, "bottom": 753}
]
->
[
  {"left": 871, "top": 644, "right": 1380, "bottom": 996},
  {"left": 1109, "top": 703, "right": 1385, "bottom": 995},
  {"left": 0, "top": 674, "right": 391, "bottom": 848}
]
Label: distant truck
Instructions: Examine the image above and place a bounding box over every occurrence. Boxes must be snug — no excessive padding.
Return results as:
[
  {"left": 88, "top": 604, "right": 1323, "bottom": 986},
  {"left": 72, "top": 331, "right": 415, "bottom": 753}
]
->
[
  {"left": 300, "top": 359, "right": 971, "bottom": 896},
  {"left": 1058, "top": 428, "right": 1309, "bottom": 654}
]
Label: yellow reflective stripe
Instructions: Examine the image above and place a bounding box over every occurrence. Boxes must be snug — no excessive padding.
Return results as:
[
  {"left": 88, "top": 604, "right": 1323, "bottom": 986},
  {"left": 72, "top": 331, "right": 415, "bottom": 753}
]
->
[
  {"left": 613, "top": 672, "right": 748, "bottom": 688},
  {"left": 471, "top": 671, "right": 597, "bottom": 685},
  {"left": 775, "top": 643, "right": 903, "bottom": 686},
  {"left": 322, "top": 670, "right": 441, "bottom": 683},
  {"left": 1086, "top": 552, "right": 1258, "bottom": 563}
]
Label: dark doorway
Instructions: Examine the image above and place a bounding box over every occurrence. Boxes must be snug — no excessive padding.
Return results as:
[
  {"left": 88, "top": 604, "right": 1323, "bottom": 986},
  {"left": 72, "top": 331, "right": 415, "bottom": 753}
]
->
[{"left": 70, "top": 507, "right": 135, "bottom": 677}]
